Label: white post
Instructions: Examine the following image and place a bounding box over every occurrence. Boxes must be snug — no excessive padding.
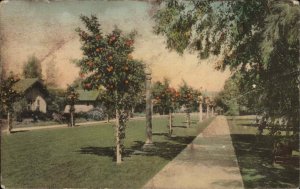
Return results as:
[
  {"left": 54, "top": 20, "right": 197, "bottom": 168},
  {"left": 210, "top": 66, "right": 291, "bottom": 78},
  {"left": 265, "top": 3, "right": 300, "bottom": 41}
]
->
[
  {"left": 206, "top": 105, "right": 209, "bottom": 119},
  {"left": 145, "top": 68, "right": 153, "bottom": 146},
  {"left": 199, "top": 102, "right": 203, "bottom": 122},
  {"left": 7, "top": 111, "right": 12, "bottom": 134},
  {"left": 115, "top": 109, "right": 122, "bottom": 164},
  {"left": 169, "top": 111, "right": 173, "bottom": 135}
]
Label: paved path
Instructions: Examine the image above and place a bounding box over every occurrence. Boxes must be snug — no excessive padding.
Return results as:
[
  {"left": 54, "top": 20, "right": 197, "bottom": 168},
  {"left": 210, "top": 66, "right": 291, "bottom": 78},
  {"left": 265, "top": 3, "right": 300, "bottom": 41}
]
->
[{"left": 143, "top": 116, "right": 244, "bottom": 189}]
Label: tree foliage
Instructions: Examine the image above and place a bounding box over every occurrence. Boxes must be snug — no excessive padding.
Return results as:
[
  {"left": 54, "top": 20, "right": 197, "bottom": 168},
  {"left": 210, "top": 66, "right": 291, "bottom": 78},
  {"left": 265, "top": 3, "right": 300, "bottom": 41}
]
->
[
  {"left": 152, "top": 78, "right": 179, "bottom": 114},
  {"left": 74, "top": 15, "right": 146, "bottom": 162},
  {"left": 0, "top": 73, "right": 21, "bottom": 113},
  {"left": 23, "top": 55, "right": 42, "bottom": 79},
  {"left": 178, "top": 81, "right": 200, "bottom": 112},
  {"left": 154, "top": 0, "right": 299, "bottom": 136}
]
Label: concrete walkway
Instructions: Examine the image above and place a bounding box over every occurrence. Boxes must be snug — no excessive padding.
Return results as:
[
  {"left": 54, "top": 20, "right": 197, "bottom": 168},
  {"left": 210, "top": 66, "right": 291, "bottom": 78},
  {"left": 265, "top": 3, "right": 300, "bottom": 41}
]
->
[{"left": 143, "top": 116, "right": 244, "bottom": 189}]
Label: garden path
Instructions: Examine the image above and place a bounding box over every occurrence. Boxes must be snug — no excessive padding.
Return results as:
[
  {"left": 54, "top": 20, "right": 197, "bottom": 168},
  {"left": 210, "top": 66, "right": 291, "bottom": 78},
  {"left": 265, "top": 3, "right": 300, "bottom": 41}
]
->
[{"left": 143, "top": 116, "right": 244, "bottom": 189}]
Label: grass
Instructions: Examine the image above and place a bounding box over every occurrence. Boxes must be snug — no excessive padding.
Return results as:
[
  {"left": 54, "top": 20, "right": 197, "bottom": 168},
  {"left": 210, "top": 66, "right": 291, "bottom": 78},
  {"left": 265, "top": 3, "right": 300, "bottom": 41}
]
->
[
  {"left": 13, "top": 118, "right": 97, "bottom": 128},
  {"left": 1, "top": 114, "right": 213, "bottom": 188},
  {"left": 227, "top": 116, "right": 299, "bottom": 188}
]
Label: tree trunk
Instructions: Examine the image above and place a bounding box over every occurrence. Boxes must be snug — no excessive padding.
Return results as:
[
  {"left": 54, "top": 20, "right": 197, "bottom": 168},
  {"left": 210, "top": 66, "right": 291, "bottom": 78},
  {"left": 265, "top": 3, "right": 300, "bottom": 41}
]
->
[
  {"left": 7, "top": 111, "right": 12, "bottom": 134},
  {"left": 131, "top": 106, "right": 135, "bottom": 118},
  {"left": 70, "top": 112, "right": 74, "bottom": 127},
  {"left": 169, "top": 110, "right": 173, "bottom": 136},
  {"left": 186, "top": 110, "right": 191, "bottom": 128},
  {"left": 115, "top": 108, "right": 122, "bottom": 164},
  {"left": 106, "top": 114, "right": 110, "bottom": 123},
  {"left": 199, "top": 103, "right": 203, "bottom": 123},
  {"left": 211, "top": 106, "right": 214, "bottom": 117},
  {"left": 206, "top": 106, "right": 209, "bottom": 119}
]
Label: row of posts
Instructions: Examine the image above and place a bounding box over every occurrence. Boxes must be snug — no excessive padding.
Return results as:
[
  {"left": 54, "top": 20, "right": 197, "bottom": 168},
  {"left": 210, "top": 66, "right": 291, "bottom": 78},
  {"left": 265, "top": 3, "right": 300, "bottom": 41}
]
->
[{"left": 144, "top": 66, "right": 215, "bottom": 146}]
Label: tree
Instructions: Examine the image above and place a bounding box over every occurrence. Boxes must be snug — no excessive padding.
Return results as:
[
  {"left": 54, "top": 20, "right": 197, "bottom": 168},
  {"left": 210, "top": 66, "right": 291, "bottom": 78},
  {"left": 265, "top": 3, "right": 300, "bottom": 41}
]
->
[
  {"left": 152, "top": 78, "right": 174, "bottom": 114},
  {"left": 23, "top": 55, "right": 42, "bottom": 79},
  {"left": 153, "top": 1, "right": 299, "bottom": 139},
  {"left": 215, "top": 74, "right": 241, "bottom": 116},
  {"left": 0, "top": 73, "right": 21, "bottom": 133},
  {"left": 45, "top": 59, "right": 58, "bottom": 87},
  {"left": 65, "top": 85, "right": 79, "bottom": 127},
  {"left": 178, "top": 82, "right": 200, "bottom": 127},
  {"left": 152, "top": 78, "right": 179, "bottom": 135},
  {"left": 75, "top": 15, "right": 146, "bottom": 164}
]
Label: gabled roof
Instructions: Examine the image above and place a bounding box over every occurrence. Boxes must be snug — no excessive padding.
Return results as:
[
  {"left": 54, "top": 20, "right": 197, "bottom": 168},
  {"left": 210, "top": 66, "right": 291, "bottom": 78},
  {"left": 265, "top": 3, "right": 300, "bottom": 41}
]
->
[
  {"left": 77, "top": 90, "right": 100, "bottom": 101},
  {"left": 12, "top": 78, "right": 41, "bottom": 93}
]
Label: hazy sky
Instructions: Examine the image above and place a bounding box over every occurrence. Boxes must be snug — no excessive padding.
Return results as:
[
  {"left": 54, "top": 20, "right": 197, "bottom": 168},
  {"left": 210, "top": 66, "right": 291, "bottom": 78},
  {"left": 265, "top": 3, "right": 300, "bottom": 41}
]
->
[{"left": 0, "top": 0, "right": 230, "bottom": 91}]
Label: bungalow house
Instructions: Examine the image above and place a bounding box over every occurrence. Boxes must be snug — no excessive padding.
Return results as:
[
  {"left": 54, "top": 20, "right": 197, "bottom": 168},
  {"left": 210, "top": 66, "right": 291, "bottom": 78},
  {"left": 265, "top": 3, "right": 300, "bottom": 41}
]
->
[
  {"left": 13, "top": 78, "right": 49, "bottom": 113},
  {"left": 64, "top": 90, "right": 101, "bottom": 113}
]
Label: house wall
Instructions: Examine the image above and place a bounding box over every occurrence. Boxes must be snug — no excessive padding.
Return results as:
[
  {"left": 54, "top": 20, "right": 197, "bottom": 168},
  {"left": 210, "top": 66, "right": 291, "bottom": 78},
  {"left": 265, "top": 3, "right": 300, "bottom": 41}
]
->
[
  {"left": 25, "top": 87, "right": 47, "bottom": 113},
  {"left": 64, "top": 104, "right": 95, "bottom": 113}
]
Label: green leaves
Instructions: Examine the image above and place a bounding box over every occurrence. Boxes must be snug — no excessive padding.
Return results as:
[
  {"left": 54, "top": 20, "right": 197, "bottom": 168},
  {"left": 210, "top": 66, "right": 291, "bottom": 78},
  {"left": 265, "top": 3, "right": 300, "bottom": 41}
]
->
[
  {"left": 0, "top": 73, "right": 22, "bottom": 112},
  {"left": 75, "top": 15, "right": 146, "bottom": 106}
]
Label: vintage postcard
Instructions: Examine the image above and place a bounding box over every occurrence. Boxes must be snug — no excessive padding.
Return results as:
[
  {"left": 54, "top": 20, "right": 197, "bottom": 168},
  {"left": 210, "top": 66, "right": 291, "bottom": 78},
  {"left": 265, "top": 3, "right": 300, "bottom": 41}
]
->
[{"left": 0, "top": 0, "right": 299, "bottom": 188}]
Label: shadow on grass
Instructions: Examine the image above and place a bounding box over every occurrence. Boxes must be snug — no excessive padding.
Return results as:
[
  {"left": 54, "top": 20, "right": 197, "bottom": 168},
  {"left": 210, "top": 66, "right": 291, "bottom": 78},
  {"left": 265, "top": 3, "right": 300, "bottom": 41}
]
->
[
  {"left": 172, "top": 125, "right": 187, "bottom": 128},
  {"left": 10, "top": 130, "right": 29, "bottom": 133},
  {"left": 77, "top": 135, "right": 196, "bottom": 161},
  {"left": 241, "top": 123, "right": 257, "bottom": 127},
  {"left": 230, "top": 133, "right": 299, "bottom": 188}
]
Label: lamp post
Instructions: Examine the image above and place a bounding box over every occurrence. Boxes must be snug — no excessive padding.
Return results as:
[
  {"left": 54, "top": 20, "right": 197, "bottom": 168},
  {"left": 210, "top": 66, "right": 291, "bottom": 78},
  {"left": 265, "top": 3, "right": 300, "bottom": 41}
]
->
[
  {"left": 198, "top": 95, "right": 203, "bottom": 122},
  {"left": 205, "top": 97, "right": 210, "bottom": 119},
  {"left": 211, "top": 101, "right": 216, "bottom": 117},
  {"left": 144, "top": 66, "right": 153, "bottom": 146}
]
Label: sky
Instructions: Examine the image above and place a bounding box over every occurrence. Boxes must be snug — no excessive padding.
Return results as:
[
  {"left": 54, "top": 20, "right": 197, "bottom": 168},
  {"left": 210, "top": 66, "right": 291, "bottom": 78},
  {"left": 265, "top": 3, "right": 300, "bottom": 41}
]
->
[{"left": 0, "top": 0, "right": 230, "bottom": 91}]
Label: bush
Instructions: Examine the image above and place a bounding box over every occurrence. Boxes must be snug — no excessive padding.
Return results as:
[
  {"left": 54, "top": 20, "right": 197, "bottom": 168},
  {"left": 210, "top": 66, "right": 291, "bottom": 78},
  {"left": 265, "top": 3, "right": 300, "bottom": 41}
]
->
[{"left": 86, "top": 108, "right": 105, "bottom": 121}]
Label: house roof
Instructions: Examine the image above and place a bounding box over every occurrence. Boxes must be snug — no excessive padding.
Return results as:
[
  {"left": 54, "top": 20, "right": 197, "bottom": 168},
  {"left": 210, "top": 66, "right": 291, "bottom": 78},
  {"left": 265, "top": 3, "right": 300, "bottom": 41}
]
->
[
  {"left": 12, "top": 78, "right": 41, "bottom": 93},
  {"left": 77, "top": 90, "right": 100, "bottom": 101}
]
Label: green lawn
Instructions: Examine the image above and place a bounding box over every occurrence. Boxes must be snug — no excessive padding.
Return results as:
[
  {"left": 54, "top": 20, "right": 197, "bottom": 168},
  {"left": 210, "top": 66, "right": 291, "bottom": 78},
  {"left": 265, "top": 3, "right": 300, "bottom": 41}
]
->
[
  {"left": 227, "top": 116, "right": 299, "bottom": 188},
  {"left": 2, "top": 115, "right": 213, "bottom": 188}
]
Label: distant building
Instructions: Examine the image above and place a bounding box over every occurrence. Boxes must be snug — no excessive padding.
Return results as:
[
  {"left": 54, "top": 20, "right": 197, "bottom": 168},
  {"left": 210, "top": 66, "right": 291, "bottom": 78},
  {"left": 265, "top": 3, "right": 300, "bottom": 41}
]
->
[
  {"left": 13, "top": 78, "right": 49, "bottom": 113},
  {"left": 64, "top": 90, "right": 101, "bottom": 113}
]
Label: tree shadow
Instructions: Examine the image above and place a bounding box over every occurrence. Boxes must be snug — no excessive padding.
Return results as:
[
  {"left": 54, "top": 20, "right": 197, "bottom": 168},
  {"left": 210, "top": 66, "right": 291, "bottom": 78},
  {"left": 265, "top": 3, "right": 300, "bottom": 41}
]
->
[
  {"left": 130, "top": 141, "right": 187, "bottom": 160},
  {"left": 172, "top": 125, "right": 187, "bottom": 128},
  {"left": 169, "top": 135, "right": 195, "bottom": 144},
  {"left": 212, "top": 180, "right": 243, "bottom": 188},
  {"left": 241, "top": 123, "right": 258, "bottom": 127},
  {"left": 77, "top": 146, "right": 135, "bottom": 161},
  {"left": 153, "top": 132, "right": 169, "bottom": 137},
  {"left": 10, "top": 130, "right": 29, "bottom": 133},
  {"left": 230, "top": 133, "right": 299, "bottom": 188},
  {"left": 77, "top": 137, "right": 193, "bottom": 162}
]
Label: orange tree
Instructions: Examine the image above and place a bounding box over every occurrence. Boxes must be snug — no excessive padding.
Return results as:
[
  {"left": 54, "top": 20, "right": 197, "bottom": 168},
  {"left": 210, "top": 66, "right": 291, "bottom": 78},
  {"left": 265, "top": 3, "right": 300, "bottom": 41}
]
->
[
  {"left": 0, "top": 73, "right": 21, "bottom": 133},
  {"left": 75, "top": 15, "right": 146, "bottom": 164},
  {"left": 152, "top": 79, "right": 179, "bottom": 135},
  {"left": 178, "top": 82, "right": 200, "bottom": 127},
  {"left": 152, "top": 78, "right": 179, "bottom": 115}
]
